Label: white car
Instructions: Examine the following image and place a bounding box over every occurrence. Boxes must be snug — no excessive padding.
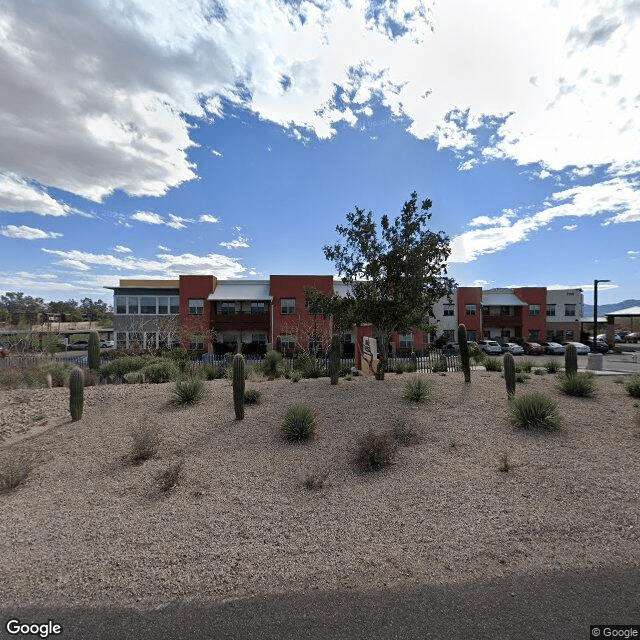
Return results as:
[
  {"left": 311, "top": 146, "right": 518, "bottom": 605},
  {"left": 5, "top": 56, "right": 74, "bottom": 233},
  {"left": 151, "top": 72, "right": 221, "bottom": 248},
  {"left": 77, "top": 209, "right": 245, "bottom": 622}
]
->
[
  {"left": 477, "top": 339, "right": 503, "bottom": 355},
  {"left": 504, "top": 342, "right": 524, "bottom": 355},
  {"left": 563, "top": 341, "right": 590, "bottom": 355},
  {"left": 100, "top": 339, "right": 115, "bottom": 348}
]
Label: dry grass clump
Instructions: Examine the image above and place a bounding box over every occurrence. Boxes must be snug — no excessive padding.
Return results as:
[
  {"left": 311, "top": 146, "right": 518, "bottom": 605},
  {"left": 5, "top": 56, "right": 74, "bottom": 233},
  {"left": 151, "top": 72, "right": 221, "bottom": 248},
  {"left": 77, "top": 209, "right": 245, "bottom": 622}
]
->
[
  {"left": 129, "top": 423, "right": 161, "bottom": 465},
  {"left": 303, "top": 471, "right": 328, "bottom": 491},
  {"left": 0, "top": 455, "right": 32, "bottom": 493},
  {"left": 156, "top": 460, "right": 183, "bottom": 493},
  {"left": 354, "top": 430, "right": 397, "bottom": 472},
  {"left": 390, "top": 421, "right": 420, "bottom": 446}
]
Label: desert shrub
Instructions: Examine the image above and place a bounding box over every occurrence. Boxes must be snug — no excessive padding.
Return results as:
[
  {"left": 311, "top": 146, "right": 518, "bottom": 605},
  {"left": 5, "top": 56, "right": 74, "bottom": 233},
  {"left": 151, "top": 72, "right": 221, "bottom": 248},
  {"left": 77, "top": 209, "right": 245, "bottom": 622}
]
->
[
  {"left": 624, "top": 374, "right": 640, "bottom": 399},
  {"left": 403, "top": 377, "right": 434, "bottom": 403},
  {"left": 163, "top": 347, "right": 189, "bottom": 373},
  {"left": 39, "top": 361, "right": 72, "bottom": 387},
  {"left": 244, "top": 389, "right": 261, "bottom": 404},
  {"left": 142, "top": 360, "right": 179, "bottom": 383},
  {"left": 516, "top": 373, "right": 530, "bottom": 383},
  {"left": 171, "top": 378, "right": 206, "bottom": 406},
  {"left": 468, "top": 342, "right": 486, "bottom": 364},
  {"left": 394, "top": 362, "right": 406, "bottom": 374},
  {"left": 558, "top": 372, "right": 596, "bottom": 397},
  {"left": 101, "top": 355, "right": 154, "bottom": 380},
  {"left": 508, "top": 392, "right": 561, "bottom": 431},
  {"left": 339, "top": 365, "right": 352, "bottom": 377},
  {"left": 484, "top": 357, "right": 502, "bottom": 372},
  {"left": 294, "top": 352, "right": 324, "bottom": 378},
  {"left": 281, "top": 404, "right": 316, "bottom": 441},
  {"left": 124, "top": 371, "right": 145, "bottom": 384},
  {"left": 156, "top": 460, "right": 183, "bottom": 493},
  {"left": 199, "top": 364, "right": 224, "bottom": 380},
  {"left": 543, "top": 360, "right": 561, "bottom": 373},
  {"left": 261, "top": 350, "right": 283, "bottom": 378},
  {"left": 391, "top": 421, "right": 420, "bottom": 446},
  {"left": 290, "top": 371, "right": 301, "bottom": 383},
  {"left": 533, "top": 368, "right": 545, "bottom": 376},
  {"left": 303, "top": 472, "right": 327, "bottom": 490},
  {"left": 516, "top": 360, "right": 534, "bottom": 373},
  {"left": 129, "top": 424, "right": 160, "bottom": 464},
  {"left": 0, "top": 455, "right": 32, "bottom": 492},
  {"left": 354, "top": 430, "right": 397, "bottom": 472},
  {"left": 83, "top": 369, "right": 100, "bottom": 386},
  {"left": 431, "top": 359, "right": 447, "bottom": 373}
]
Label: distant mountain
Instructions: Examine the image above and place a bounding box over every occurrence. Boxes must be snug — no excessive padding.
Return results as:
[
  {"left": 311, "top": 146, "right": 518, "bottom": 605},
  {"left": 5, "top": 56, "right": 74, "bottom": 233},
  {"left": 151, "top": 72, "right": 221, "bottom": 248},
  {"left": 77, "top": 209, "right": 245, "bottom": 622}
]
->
[{"left": 583, "top": 299, "right": 640, "bottom": 316}]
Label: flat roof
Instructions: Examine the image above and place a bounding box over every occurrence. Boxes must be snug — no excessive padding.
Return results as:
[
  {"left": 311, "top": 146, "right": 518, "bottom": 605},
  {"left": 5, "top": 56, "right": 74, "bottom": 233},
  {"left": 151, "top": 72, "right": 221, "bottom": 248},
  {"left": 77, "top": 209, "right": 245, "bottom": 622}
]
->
[
  {"left": 208, "top": 281, "right": 272, "bottom": 301},
  {"left": 105, "top": 279, "right": 179, "bottom": 290},
  {"left": 481, "top": 292, "right": 527, "bottom": 306},
  {"left": 605, "top": 306, "right": 640, "bottom": 316}
]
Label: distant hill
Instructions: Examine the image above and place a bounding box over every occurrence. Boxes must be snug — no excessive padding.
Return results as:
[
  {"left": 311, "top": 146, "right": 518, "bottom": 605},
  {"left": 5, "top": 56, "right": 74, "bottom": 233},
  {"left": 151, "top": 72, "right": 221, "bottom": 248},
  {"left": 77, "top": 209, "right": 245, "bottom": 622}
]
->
[{"left": 583, "top": 299, "right": 640, "bottom": 316}]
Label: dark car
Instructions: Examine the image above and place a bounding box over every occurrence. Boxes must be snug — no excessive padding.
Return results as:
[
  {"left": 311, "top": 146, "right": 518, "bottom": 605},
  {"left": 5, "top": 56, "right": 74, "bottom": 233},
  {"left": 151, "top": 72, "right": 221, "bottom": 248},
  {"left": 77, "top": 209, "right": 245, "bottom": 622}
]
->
[
  {"left": 523, "top": 341, "right": 545, "bottom": 356},
  {"left": 585, "top": 339, "right": 608, "bottom": 354},
  {"left": 69, "top": 340, "right": 89, "bottom": 351},
  {"left": 540, "top": 341, "right": 565, "bottom": 355}
]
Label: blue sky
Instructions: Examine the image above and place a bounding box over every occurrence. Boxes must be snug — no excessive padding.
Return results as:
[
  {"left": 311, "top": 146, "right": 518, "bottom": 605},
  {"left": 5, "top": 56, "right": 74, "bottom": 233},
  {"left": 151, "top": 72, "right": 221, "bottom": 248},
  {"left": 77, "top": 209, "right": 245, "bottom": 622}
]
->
[{"left": 1, "top": 0, "right": 638, "bottom": 307}]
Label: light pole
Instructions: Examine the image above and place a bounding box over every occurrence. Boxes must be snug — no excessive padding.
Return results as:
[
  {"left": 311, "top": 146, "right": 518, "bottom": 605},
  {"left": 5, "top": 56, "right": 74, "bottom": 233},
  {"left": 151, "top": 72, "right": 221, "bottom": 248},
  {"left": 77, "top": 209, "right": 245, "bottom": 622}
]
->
[{"left": 593, "top": 279, "right": 611, "bottom": 343}]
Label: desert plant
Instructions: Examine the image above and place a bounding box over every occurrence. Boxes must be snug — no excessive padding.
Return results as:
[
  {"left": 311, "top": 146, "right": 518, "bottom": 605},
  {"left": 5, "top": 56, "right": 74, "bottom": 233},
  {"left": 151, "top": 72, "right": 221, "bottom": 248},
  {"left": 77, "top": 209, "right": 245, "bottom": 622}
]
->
[
  {"left": 281, "top": 404, "right": 316, "bottom": 441},
  {"left": 290, "top": 371, "right": 301, "bottom": 383},
  {"left": 458, "top": 324, "right": 471, "bottom": 383},
  {"left": 156, "top": 460, "right": 183, "bottom": 493},
  {"left": 503, "top": 352, "right": 516, "bottom": 397},
  {"left": 515, "top": 373, "right": 530, "bottom": 384},
  {"left": 294, "top": 351, "right": 323, "bottom": 378},
  {"left": 232, "top": 353, "right": 245, "bottom": 420},
  {"left": 543, "top": 360, "right": 561, "bottom": 373},
  {"left": 354, "top": 430, "right": 397, "bottom": 471},
  {"left": 200, "top": 364, "right": 224, "bottom": 380},
  {"left": 303, "top": 472, "right": 327, "bottom": 490},
  {"left": 244, "top": 389, "right": 261, "bottom": 405},
  {"left": 515, "top": 360, "right": 534, "bottom": 373},
  {"left": 403, "top": 376, "right": 434, "bottom": 403},
  {"left": 124, "top": 370, "right": 145, "bottom": 384},
  {"left": 498, "top": 451, "right": 511, "bottom": 472},
  {"left": 142, "top": 360, "right": 179, "bottom": 383},
  {"left": 329, "top": 335, "right": 340, "bottom": 385},
  {"left": 171, "top": 378, "right": 206, "bottom": 406},
  {"left": 391, "top": 421, "right": 420, "bottom": 446},
  {"left": 468, "top": 342, "right": 486, "bottom": 365},
  {"left": 565, "top": 343, "right": 578, "bottom": 377},
  {"left": 88, "top": 331, "right": 101, "bottom": 371},
  {"left": 0, "top": 455, "right": 32, "bottom": 492},
  {"left": 558, "top": 372, "right": 596, "bottom": 397},
  {"left": 533, "top": 368, "right": 545, "bottom": 375},
  {"left": 484, "top": 357, "right": 502, "bottom": 372},
  {"left": 624, "top": 374, "right": 640, "bottom": 399},
  {"left": 129, "top": 424, "right": 160, "bottom": 464},
  {"left": 261, "top": 350, "right": 283, "bottom": 378},
  {"left": 508, "top": 392, "right": 561, "bottom": 431},
  {"left": 69, "top": 366, "right": 84, "bottom": 421},
  {"left": 432, "top": 357, "right": 447, "bottom": 373}
]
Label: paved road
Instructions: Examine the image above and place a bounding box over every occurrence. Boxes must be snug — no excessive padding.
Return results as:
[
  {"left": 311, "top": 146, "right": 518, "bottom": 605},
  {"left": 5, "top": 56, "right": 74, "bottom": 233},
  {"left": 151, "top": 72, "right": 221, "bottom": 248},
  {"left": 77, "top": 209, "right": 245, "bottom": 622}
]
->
[{"left": 3, "top": 567, "right": 638, "bottom": 640}]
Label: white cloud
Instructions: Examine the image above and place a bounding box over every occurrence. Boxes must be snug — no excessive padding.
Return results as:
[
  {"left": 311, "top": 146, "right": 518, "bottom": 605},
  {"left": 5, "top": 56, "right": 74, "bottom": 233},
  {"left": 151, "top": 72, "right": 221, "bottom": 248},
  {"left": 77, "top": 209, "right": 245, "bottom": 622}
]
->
[
  {"left": 157, "top": 244, "right": 170, "bottom": 251},
  {"left": 468, "top": 209, "right": 516, "bottom": 228},
  {"left": 563, "top": 224, "right": 578, "bottom": 231},
  {"left": 628, "top": 250, "right": 639, "bottom": 255},
  {"left": 457, "top": 158, "right": 477, "bottom": 171},
  {"left": 0, "top": 174, "right": 73, "bottom": 216},
  {"left": 200, "top": 214, "right": 220, "bottom": 224},
  {"left": 211, "top": 149, "right": 223, "bottom": 157},
  {"left": 114, "top": 245, "right": 132, "bottom": 254},
  {"left": 132, "top": 211, "right": 164, "bottom": 225},
  {"left": 219, "top": 236, "right": 250, "bottom": 249},
  {"left": 167, "top": 214, "right": 187, "bottom": 230},
  {"left": 0, "top": 224, "right": 62, "bottom": 240}
]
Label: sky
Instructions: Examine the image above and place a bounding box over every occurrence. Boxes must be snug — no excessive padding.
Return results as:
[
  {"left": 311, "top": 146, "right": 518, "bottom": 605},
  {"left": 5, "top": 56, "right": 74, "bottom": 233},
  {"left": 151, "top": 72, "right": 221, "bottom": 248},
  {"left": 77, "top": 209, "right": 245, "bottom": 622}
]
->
[{"left": 1, "top": 0, "right": 639, "bottom": 308}]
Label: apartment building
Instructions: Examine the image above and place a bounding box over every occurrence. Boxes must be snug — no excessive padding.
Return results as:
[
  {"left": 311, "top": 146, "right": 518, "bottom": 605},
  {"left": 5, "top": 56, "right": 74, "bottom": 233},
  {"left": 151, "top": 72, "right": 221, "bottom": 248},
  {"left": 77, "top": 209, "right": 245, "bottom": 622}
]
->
[{"left": 545, "top": 288, "right": 583, "bottom": 342}]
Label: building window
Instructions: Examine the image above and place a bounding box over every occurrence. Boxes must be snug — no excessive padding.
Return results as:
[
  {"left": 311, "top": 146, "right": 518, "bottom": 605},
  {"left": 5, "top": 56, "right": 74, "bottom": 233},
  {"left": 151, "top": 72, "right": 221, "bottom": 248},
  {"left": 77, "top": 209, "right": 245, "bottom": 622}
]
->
[
  {"left": 465, "top": 304, "right": 476, "bottom": 316},
  {"left": 188, "top": 335, "right": 205, "bottom": 351},
  {"left": 565, "top": 304, "right": 576, "bottom": 317},
  {"left": 528, "top": 304, "right": 540, "bottom": 316},
  {"left": 127, "top": 296, "right": 139, "bottom": 314},
  {"left": 220, "top": 302, "right": 236, "bottom": 315},
  {"left": 116, "top": 332, "right": 127, "bottom": 349},
  {"left": 443, "top": 304, "right": 454, "bottom": 317},
  {"left": 144, "top": 332, "right": 156, "bottom": 349},
  {"left": 158, "top": 296, "right": 169, "bottom": 315},
  {"left": 252, "top": 334, "right": 267, "bottom": 344},
  {"left": 528, "top": 329, "right": 540, "bottom": 341},
  {"left": 547, "top": 304, "right": 556, "bottom": 317},
  {"left": 189, "top": 299, "right": 204, "bottom": 315},
  {"left": 467, "top": 330, "right": 477, "bottom": 341},
  {"left": 566, "top": 329, "right": 574, "bottom": 338},
  {"left": 280, "top": 334, "right": 296, "bottom": 351},
  {"left": 443, "top": 330, "right": 455, "bottom": 341},
  {"left": 169, "top": 296, "right": 180, "bottom": 314},
  {"left": 308, "top": 332, "right": 323, "bottom": 355},
  {"left": 129, "top": 332, "right": 143, "bottom": 348},
  {"left": 501, "top": 329, "right": 511, "bottom": 338},
  {"left": 115, "top": 296, "right": 127, "bottom": 315},
  {"left": 399, "top": 333, "right": 414, "bottom": 351},
  {"left": 500, "top": 306, "right": 512, "bottom": 317},
  {"left": 281, "top": 298, "right": 296, "bottom": 314},
  {"left": 251, "top": 301, "right": 267, "bottom": 315},
  {"left": 141, "top": 296, "right": 156, "bottom": 314}
]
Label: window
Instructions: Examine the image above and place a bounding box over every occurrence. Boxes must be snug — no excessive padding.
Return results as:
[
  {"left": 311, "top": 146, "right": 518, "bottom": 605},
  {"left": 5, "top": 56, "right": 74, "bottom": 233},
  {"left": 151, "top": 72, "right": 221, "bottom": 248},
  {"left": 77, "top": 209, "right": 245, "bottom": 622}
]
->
[
  {"left": 308, "top": 332, "right": 323, "bottom": 355},
  {"left": 565, "top": 304, "right": 576, "bottom": 317},
  {"left": 501, "top": 329, "right": 511, "bottom": 338},
  {"left": 141, "top": 296, "right": 156, "bottom": 314},
  {"left": 188, "top": 335, "right": 204, "bottom": 351},
  {"left": 528, "top": 329, "right": 540, "bottom": 341},
  {"left": 220, "top": 302, "right": 236, "bottom": 315},
  {"left": 546, "top": 304, "right": 556, "bottom": 317},
  {"left": 467, "top": 330, "right": 477, "bottom": 341},
  {"left": 251, "top": 301, "right": 266, "bottom": 315},
  {"left": 189, "top": 299, "right": 204, "bottom": 315},
  {"left": 252, "top": 334, "right": 267, "bottom": 344},
  {"left": 528, "top": 304, "right": 540, "bottom": 316},
  {"left": 144, "top": 332, "right": 156, "bottom": 349},
  {"left": 443, "top": 304, "right": 454, "bottom": 317},
  {"left": 566, "top": 330, "right": 574, "bottom": 338},
  {"left": 116, "top": 332, "right": 127, "bottom": 349},
  {"left": 169, "top": 296, "right": 180, "bottom": 314},
  {"left": 158, "top": 296, "right": 169, "bottom": 314},
  {"left": 399, "top": 333, "right": 414, "bottom": 350},
  {"left": 115, "top": 296, "right": 127, "bottom": 315},
  {"left": 129, "top": 332, "right": 143, "bottom": 348},
  {"left": 280, "top": 334, "right": 296, "bottom": 351},
  {"left": 443, "top": 330, "right": 455, "bottom": 341},
  {"left": 500, "top": 306, "right": 512, "bottom": 317},
  {"left": 465, "top": 304, "right": 476, "bottom": 316},
  {"left": 281, "top": 298, "right": 296, "bottom": 314},
  {"left": 127, "top": 296, "right": 139, "bottom": 314}
]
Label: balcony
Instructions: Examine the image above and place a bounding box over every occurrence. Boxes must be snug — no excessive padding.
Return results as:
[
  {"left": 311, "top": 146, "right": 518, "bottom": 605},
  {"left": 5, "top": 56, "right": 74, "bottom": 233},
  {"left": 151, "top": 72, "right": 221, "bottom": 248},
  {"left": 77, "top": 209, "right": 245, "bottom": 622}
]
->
[{"left": 211, "top": 312, "right": 270, "bottom": 331}]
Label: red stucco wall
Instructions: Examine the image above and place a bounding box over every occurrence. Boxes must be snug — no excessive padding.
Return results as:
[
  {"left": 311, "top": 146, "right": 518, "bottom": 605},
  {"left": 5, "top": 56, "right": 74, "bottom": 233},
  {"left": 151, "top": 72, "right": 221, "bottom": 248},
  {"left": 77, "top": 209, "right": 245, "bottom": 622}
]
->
[{"left": 179, "top": 275, "right": 217, "bottom": 350}]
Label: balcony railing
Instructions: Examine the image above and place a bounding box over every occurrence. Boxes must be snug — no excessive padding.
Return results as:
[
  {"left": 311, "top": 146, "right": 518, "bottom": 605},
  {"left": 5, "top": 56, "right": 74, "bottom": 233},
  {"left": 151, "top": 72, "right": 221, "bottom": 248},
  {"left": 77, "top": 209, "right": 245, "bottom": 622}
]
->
[{"left": 211, "top": 313, "right": 270, "bottom": 330}]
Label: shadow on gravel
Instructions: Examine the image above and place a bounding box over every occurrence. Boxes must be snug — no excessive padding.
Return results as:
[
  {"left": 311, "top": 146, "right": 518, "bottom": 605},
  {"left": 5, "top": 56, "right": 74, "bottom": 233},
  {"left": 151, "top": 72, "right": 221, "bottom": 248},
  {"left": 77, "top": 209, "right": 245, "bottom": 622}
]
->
[{"left": 3, "top": 567, "right": 638, "bottom": 640}]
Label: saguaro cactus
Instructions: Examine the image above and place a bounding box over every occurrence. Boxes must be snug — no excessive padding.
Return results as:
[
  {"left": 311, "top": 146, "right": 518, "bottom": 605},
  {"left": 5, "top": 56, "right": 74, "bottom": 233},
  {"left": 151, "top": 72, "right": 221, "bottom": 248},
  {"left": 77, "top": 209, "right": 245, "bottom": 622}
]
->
[
  {"left": 565, "top": 343, "right": 578, "bottom": 377},
  {"left": 232, "top": 353, "right": 245, "bottom": 420},
  {"left": 329, "top": 335, "right": 340, "bottom": 385},
  {"left": 88, "top": 331, "right": 100, "bottom": 371},
  {"left": 458, "top": 324, "right": 471, "bottom": 383},
  {"left": 69, "top": 367, "right": 84, "bottom": 421},
  {"left": 503, "top": 352, "right": 516, "bottom": 397}
]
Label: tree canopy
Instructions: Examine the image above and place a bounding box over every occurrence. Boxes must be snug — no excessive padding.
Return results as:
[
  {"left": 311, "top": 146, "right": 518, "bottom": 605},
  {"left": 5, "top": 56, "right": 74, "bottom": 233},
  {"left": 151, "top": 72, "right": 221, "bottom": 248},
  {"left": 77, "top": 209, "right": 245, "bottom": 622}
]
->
[{"left": 307, "top": 191, "right": 456, "bottom": 379}]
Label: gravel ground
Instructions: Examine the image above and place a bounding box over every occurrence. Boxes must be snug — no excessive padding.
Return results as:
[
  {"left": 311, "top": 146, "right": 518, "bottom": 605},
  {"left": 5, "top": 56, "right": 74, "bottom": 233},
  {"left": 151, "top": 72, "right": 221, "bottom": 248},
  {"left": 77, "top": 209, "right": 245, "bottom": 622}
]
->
[{"left": 1, "top": 369, "right": 639, "bottom": 609}]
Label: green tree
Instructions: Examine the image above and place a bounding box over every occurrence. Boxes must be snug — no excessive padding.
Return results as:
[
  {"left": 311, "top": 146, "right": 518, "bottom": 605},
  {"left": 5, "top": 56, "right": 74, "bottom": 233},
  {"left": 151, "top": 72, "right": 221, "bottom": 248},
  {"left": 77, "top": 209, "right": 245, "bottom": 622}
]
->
[
  {"left": 0, "top": 291, "right": 45, "bottom": 325},
  {"left": 308, "top": 191, "right": 455, "bottom": 379}
]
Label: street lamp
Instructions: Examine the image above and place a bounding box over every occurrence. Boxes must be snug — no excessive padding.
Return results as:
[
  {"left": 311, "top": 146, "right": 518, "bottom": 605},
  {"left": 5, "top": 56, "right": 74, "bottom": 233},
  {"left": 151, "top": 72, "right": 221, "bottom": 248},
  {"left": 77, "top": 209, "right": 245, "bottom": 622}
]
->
[{"left": 593, "top": 279, "right": 611, "bottom": 343}]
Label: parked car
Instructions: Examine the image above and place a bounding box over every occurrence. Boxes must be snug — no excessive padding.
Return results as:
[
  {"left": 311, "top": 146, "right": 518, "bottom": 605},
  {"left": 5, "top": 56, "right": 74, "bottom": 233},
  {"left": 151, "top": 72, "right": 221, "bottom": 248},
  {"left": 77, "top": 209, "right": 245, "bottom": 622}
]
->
[
  {"left": 540, "top": 341, "right": 565, "bottom": 355},
  {"left": 563, "top": 341, "right": 590, "bottom": 355},
  {"left": 68, "top": 340, "right": 89, "bottom": 351},
  {"left": 100, "top": 339, "right": 115, "bottom": 348},
  {"left": 504, "top": 342, "right": 524, "bottom": 355},
  {"left": 523, "top": 342, "right": 545, "bottom": 355},
  {"left": 584, "top": 339, "right": 608, "bottom": 354},
  {"left": 624, "top": 333, "right": 639, "bottom": 343},
  {"left": 597, "top": 333, "right": 622, "bottom": 343},
  {"left": 441, "top": 342, "right": 460, "bottom": 355},
  {"left": 477, "top": 339, "right": 503, "bottom": 355}
]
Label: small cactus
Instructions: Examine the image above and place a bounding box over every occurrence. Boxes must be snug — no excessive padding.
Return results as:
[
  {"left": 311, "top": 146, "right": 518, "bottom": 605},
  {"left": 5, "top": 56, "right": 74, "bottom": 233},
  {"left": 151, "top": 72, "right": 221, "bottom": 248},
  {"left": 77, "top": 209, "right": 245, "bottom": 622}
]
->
[
  {"left": 232, "top": 353, "right": 245, "bottom": 420},
  {"left": 503, "top": 352, "right": 516, "bottom": 397},
  {"left": 565, "top": 343, "right": 578, "bottom": 377},
  {"left": 458, "top": 324, "right": 471, "bottom": 383},
  {"left": 88, "top": 331, "right": 100, "bottom": 371},
  {"left": 69, "top": 367, "right": 84, "bottom": 421},
  {"left": 329, "top": 335, "right": 340, "bottom": 385}
]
